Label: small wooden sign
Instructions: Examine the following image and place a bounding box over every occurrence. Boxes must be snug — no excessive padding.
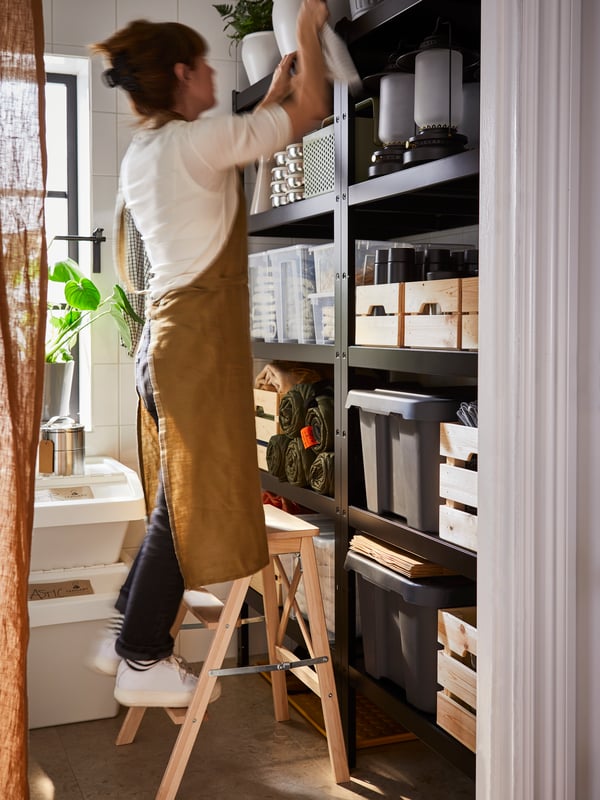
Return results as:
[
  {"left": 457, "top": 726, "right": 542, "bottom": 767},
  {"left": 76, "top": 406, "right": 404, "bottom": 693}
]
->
[{"left": 28, "top": 579, "right": 94, "bottom": 601}]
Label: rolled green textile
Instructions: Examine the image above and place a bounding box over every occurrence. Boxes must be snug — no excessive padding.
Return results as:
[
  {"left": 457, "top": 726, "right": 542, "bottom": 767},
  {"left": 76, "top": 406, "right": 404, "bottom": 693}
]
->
[
  {"left": 305, "top": 394, "right": 335, "bottom": 453},
  {"left": 279, "top": 382, "right": 318, "bottom": 437},
  {"left": 279, "top": 381, "right": 333, "bottom": 437},
  {"left": 284, "top": 437, "right": 317, "bottom": 487},
  {"left": 309, "top": 451, "right": 335, "bottom": 496},
  {"left": 266, "top": 433, "right": 291, "bottom": 479}
]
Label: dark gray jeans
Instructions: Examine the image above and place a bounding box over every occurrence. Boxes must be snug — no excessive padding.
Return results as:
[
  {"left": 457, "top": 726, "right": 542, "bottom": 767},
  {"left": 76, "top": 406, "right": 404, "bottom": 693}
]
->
[{"left": 114, "top": 321, "right": 184, "bottom": 662}]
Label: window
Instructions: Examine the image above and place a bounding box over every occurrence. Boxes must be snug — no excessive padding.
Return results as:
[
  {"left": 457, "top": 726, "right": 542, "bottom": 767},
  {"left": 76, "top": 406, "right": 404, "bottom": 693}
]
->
[{"left": 43, "top": 54, "right": 91, "bottom": 423}]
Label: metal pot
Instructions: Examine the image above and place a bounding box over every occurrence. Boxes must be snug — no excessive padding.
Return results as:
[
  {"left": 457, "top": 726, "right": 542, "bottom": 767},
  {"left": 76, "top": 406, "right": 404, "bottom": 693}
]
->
[{"left": 39, "top": 415, "right": 85, "bottom": 476}]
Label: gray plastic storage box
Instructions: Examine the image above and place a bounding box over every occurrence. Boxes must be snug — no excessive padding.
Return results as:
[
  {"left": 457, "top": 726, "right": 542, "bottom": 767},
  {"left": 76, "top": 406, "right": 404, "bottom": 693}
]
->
[
  {"left": 345, "top": 550, "right": 476, "bottom": 713},
  {"left": 345, "top": 389, "right": 460, "bottom": 532}
]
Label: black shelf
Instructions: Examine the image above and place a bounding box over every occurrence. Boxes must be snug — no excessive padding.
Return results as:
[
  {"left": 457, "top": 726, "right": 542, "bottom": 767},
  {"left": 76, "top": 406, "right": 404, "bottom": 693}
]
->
[
  {"left": 260, "top": 471, "right": 337, "bottom": 517},
  {"left": 248, "top": 192, "right": 335, "bottom": 239},
  {"left": 349, "top": 346, "right": 478, "bottom": 378},
  {"left": 340, "top": 0, "right": 481, "bottom": 81},
  {"left": 349, "top": 506, "right": 477, "bottom": 579},
  {"left": 232, "top": 75, "right": 272, "bottom": 114},
  {"left": 238, "top": 0, "right": 480, "bottom": 780},
  {"left": 349, "top": 666, "right": 476, "bottom": 782},
  {"left": 252, "top": 341, "right": 336, "bottom": 365},
  {"left": 351, "top": 149, "right": 479, "bottom": 206}
]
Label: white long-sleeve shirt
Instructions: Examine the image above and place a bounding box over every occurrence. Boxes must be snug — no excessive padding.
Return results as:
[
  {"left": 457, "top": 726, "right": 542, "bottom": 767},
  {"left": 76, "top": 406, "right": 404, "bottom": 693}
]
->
[{"left": 120, "top": 105, "right": 292, "bottom": 300}]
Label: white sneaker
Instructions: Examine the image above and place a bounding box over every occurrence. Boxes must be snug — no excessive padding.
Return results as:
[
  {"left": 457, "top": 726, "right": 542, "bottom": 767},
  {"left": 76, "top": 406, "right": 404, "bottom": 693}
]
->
[
  {"left": 87, "top": 612, "right": 123, "bottom": 675},
  {"left": 87, "top": 634, "right": 121, "bottom": 676},
  {"left": 114, "top": 655, "right": 221, "bottom": 708}
]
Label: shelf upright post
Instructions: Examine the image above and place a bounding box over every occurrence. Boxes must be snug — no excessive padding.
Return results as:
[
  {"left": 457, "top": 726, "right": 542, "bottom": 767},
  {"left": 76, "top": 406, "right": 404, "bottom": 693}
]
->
[{"left": 332, "top": 78, "right": 357, "bottom": 767}]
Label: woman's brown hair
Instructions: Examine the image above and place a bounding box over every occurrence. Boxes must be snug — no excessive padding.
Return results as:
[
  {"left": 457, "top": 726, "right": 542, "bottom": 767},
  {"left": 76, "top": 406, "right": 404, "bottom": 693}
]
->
[{"left": 91, "top": 19, "right": 207, "bottom": 128}]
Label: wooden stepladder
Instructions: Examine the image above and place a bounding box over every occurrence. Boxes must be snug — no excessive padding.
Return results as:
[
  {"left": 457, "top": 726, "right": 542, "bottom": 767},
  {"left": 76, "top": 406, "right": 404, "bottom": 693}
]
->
[{"left": 115, "top": 504, "right": 350, "bottom": 799}]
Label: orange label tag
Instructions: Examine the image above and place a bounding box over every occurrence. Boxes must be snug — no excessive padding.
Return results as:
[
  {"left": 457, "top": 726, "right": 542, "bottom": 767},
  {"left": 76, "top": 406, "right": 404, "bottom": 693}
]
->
[{"left": 301, "top": 425, "right": 318, "bottom": 449}]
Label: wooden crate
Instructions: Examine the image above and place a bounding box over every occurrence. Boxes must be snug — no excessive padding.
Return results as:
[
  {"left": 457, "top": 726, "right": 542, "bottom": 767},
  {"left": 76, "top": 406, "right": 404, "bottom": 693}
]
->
[
  {"left": 254, "top": 389, "right": 282, "bottom": 470},
  {"left": 355, "top": 283, "right": 404, "bottom": 347},
  {"left": 461, "top": 276, "right": 479, "bottom": 350},
  {"left": 439, "top": 422, "right": 478, "bottom": 552},
  {"left": 437, "top": 607, "right": 477, "bottom": 753},
  {"left": 403, "top": 278, "right": 461, "bottom": 349}
]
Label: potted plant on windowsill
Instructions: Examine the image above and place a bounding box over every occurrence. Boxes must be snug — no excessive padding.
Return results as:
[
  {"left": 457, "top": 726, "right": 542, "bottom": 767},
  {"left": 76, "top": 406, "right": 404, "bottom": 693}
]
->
[
  {"left": 43, "top": 256, "right": 143, "bottom": 421},
  {"left": 213, "top": 0, "right": 280, "bottom": 85}
]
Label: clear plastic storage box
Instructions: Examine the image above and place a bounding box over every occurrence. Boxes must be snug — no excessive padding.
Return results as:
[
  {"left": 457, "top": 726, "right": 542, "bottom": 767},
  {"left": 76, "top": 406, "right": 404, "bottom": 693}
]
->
[
  {"left": 248, "top": 251, "right": 277, "bottom": 342},
  {"left": 355, "top": 240, "right": 409, "bottom": 285},
  {"left": 268, "top": 244, "right": 317, "bottom": 343},
  {"left": 310, "top": 242, "right": 336, "bottom": 293},
  {"left": 309, "top": 292, "right": 335, "bottom": 344}
]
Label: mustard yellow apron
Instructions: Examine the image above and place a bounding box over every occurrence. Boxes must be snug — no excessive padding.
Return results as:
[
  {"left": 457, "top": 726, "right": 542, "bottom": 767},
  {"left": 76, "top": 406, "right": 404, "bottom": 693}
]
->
[{"left": 138, "top": 184, "right": 268, "bottom": 589}]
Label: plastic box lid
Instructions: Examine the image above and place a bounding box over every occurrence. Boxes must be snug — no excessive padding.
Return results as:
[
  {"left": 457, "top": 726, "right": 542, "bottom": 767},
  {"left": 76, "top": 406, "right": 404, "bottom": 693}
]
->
[
  {"left": 344, "top": 551, "right": 475, "bottom": 607},
  {"left": 28, "top": 561, "right": 128, "bottom": 628},
  {"left": 345, "top": 389, "right": 460, "bottom": 420},
  {"left": 33, "top": 456, "right": 145, "bottom": 529}
]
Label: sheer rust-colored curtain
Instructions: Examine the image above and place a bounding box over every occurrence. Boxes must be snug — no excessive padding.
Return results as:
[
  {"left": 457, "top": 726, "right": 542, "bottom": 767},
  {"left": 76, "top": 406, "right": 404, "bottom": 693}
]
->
[{"left": 0, "top": 0, "right": 47, "bottom": 796}]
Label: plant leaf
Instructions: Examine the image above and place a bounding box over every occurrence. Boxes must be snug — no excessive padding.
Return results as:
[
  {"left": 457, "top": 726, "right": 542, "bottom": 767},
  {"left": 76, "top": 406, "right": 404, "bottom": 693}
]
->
[
  {"left": 113, "top": 284, "right": 145, "bottom": 324},
  {"left": 48, "top": 257, "right": 85, "bottom": 284},
  {"left": 109, "top": 305, "right": 133, "bottom": 351},
  {"left": 64, "top": 277, "right": 102, "bottom": 310}
]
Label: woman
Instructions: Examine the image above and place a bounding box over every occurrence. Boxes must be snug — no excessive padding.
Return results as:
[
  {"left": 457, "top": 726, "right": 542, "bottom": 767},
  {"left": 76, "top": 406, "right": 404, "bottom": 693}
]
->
[{"left": 90, "top": 1, "right": 331, "bottom": 707}]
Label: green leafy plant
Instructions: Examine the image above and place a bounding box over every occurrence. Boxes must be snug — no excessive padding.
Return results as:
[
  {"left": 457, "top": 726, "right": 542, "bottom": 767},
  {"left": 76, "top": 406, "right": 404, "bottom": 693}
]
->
[
  {"left": 46, "top": 257, "right": 143, "bottom": 363},
  {"left": 213, "top": 0, "right": 274, "bottom": 44}
]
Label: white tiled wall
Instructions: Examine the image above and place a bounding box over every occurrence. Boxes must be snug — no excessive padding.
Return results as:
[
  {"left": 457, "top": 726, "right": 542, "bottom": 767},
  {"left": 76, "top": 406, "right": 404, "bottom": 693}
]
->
[{"left": 42, "top": 0, "right": 247, "bottom": 473}]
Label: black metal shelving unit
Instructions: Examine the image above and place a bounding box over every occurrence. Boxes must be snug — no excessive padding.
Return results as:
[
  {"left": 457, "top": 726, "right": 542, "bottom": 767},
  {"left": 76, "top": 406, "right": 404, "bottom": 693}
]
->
[{"left": 236, "top": 0, "right": 480, "bottom": 784}]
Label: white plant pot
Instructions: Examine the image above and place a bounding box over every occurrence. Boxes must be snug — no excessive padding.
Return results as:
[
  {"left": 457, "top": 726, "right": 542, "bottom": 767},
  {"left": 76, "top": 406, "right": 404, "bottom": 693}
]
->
[
  {"left": 42, "top": 361, "right": 74, "bottom": 423},
  {"left": 241, "top": 31, "right": 280, "bottom": 85},
  {"left": 272, "top": 0, "right": 350, "bottom": 56}
]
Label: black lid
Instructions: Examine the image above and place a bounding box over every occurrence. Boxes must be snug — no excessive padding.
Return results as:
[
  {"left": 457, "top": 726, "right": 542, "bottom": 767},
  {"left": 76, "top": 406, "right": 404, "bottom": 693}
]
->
[{"left": 388, "top": 247, "right": 415, "bottom": 264}]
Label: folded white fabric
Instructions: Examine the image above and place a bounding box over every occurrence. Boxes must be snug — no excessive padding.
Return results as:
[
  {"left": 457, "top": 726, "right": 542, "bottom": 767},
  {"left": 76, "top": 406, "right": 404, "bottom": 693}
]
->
[{"left": 320, "top": 24, "right": 363, "bottom": 96}]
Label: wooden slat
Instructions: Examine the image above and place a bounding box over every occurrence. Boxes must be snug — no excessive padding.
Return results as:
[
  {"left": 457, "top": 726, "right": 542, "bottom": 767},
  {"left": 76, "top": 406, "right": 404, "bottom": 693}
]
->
[
  {"left": 439, "top": 422, "right": 478, "bottom": 461},
  {"left": 355, "top": 314, "right": 403, "bottom": 347},
  {"left": 462, "top": 313, "right": 479, "bottom": 350},
  {"left": 436, "top": 691, "right": 476, "bottom": 753},
  {"left": 403, "top": 277, "right": 460, "bottom": 314},
  {"left": 440, "top": 463, "right": 478, "bottom": 508},
  {"left": 461, "top": 276, "right": 479, "bottom": 313},
  {"left": 437, "top": 650, "right": 477, "bottom": 710},
  {"left": 183, "top": 589, "right": 225, "bottom": 629},
  {"left": 438, "top": 607, "right": 478, "bottom": 657},
  {"left": 255, "top": 415, "right": 280, "bottom": 442},
  {"left": 355, "top": 283, "right": 403, "bottom": 315},
  {"left": 253, "top": 389, "right": 281, "bottom": 419},
  {"left": 439, "top": 505, "right": 478, "bottom": 551}
]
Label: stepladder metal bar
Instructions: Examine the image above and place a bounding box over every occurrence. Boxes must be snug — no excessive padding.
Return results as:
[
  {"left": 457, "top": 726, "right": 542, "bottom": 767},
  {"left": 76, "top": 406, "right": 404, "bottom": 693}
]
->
[{"left": 208, "top": 655, "right": 328, "bottom": 678}]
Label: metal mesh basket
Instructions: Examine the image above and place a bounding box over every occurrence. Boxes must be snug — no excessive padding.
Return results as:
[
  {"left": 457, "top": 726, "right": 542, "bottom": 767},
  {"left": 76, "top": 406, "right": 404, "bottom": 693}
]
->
[{"left": 303, "top": 124, "right": 335, "bottom": 198}]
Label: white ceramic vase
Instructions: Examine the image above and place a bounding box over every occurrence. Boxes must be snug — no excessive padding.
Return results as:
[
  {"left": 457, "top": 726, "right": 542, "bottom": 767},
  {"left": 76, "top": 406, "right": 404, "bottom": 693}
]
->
[
  {"left": 272, "top": 0, "right": 350, "bottom": 55},
  {"left": 240, "top": 31, "right": 280, "bottom": 85}
]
